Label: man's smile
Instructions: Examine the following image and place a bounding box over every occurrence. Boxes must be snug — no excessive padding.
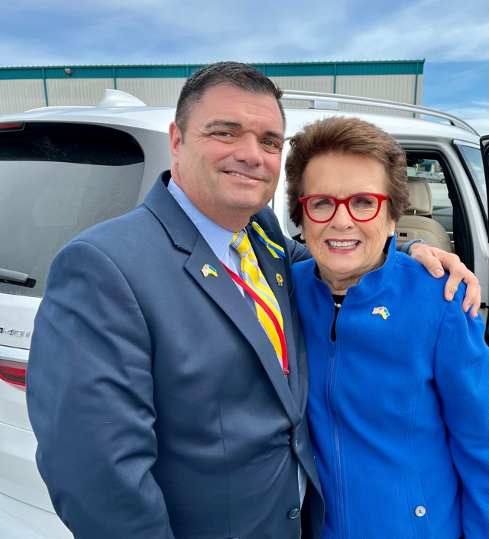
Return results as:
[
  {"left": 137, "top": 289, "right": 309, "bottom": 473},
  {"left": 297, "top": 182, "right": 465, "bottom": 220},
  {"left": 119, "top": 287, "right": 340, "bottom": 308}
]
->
[{"left": 224, "top": 170, "right": 262, "bottom": 181}]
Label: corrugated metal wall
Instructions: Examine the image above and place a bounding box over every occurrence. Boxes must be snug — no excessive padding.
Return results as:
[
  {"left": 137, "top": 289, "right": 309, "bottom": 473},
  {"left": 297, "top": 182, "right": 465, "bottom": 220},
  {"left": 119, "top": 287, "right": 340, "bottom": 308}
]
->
[
  {"left": 46, "top": 79, "right": 115, "bottom": 106},
  {"left": 116, "top": 78, "right": 187, "bottom": 106},
  {"left": 415, "top": 74, "right": 423, "bottom": 105},
  {"left": 336, "top": 75, "right": 420, "bottom": 116},
  {"left": 271, "top": 74, "right": 423, "bottom": 116},
  {"left": 269, "top": 76, "right": 335, "bottom": 108},
  {"left": 0, "top": 80, "right": 46, "bottom": 115},
  {"left": 0, "top": 61, "right": 424, "bottom": 116}
]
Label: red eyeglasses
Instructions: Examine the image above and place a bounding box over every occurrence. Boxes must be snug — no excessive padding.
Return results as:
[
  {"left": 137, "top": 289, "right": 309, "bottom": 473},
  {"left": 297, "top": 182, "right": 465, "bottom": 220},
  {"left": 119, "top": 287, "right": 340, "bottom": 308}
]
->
[{"left": 299, "top": 193, "right": 391, "bottom": 223}]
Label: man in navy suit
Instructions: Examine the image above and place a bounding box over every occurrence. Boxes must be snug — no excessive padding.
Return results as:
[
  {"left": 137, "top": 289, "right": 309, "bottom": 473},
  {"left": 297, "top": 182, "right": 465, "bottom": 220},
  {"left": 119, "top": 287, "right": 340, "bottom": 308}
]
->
[{"left": 27, "top": 62, "right": 480, "bottom": 539}]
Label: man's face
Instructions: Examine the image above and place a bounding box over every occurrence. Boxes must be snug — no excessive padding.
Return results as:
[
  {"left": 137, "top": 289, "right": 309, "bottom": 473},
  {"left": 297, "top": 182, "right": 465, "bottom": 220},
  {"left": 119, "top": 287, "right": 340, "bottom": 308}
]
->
[{"left": 169, "top": 84, "right": 285, "bottom": 231}]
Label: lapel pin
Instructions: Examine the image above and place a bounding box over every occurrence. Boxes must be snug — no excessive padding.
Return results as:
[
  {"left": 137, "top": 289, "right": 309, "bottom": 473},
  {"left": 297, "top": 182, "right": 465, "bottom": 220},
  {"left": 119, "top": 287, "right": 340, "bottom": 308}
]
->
[
  {"left": 372, "top": 306, "right": 390, "bottom": 320},
  {"left": 251, "top": 222, "right": 286, "bottom": 259},
  {"left": 201, "top": 264, "right": 218, "bottom": 278},
  {"left": 276, "top": 273, "right": 284, "bottom": 287}
]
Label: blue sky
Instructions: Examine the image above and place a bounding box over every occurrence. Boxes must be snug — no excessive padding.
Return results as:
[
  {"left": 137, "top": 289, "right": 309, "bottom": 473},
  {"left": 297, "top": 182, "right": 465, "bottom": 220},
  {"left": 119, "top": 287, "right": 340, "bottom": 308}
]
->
[{"left": 1, "top": 0, "right": 487, "bottom": 133}]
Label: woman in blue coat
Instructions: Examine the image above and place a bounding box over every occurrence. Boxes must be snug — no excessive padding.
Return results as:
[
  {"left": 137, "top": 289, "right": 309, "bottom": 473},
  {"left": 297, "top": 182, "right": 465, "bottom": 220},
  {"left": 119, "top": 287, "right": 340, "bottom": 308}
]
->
[{"left": 286, "top": 116, "right": 488, "bottom": 539}]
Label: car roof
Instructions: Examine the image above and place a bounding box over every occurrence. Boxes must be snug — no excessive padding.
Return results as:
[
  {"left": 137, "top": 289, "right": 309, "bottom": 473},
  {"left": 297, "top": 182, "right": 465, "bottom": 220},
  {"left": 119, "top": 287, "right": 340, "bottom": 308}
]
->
[
  {"left": 0, "top": 106, "right": 177, "bottom": 133},
  {"left": 0, "top": 98, "right": 480, "bottom": 146},
  {"left": 283, "top": 108, "right": 480, "bottom": 145}
]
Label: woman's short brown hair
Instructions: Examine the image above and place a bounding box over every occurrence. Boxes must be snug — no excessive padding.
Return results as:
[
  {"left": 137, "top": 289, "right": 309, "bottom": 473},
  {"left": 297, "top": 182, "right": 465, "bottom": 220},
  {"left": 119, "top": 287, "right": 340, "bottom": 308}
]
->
[{"left": 286, "top": 116, "right": 411, "bottom": 226}]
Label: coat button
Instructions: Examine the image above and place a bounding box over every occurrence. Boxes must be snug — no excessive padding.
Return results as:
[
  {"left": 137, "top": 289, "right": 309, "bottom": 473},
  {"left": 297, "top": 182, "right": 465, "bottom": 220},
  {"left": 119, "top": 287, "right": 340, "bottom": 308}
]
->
[
  {"left": 415, "top": 506, "right": 426, "bottom": 517},
  {"left": 294, "top": 439, "right": 298, "bottom": 449},
  {"left": 288, "top": 508, "right": 300, "bottom": 519}
]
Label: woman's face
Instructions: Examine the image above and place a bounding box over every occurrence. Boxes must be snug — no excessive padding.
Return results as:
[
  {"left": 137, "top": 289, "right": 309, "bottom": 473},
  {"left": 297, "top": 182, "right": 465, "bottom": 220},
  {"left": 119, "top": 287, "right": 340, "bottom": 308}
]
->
[{"left": 301, "top": 153, "right": 396, "bottom": 292}]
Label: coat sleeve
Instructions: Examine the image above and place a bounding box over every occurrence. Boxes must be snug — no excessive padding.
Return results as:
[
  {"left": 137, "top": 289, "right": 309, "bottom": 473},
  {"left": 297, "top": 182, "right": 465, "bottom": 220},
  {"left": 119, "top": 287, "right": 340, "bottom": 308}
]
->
[
  {"left": 286, "top": 237, "right": 312, "bottom": 264},
  {"left": 26, "top": 240, "right": 176, "bottom": 539},
  {"left": 433, "top": 288, "right": 488, "bottom": 538}
]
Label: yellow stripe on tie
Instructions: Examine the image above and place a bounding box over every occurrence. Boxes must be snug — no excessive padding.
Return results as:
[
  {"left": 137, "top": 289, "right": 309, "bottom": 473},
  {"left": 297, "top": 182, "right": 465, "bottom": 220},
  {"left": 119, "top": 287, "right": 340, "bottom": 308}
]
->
[
  {"left": 231, "top": 230, "right": 285, "bottom": 370},
  {"left": 251, "top": 222, "right": 285, "bottom": 259}
]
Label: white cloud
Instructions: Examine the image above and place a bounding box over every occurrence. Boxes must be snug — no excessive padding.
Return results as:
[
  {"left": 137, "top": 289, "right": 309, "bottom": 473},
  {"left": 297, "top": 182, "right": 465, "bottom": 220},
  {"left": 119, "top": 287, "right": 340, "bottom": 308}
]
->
[
  {"left": 442, "top": 104, "right": 489, "bottom": 135},
  {"left": 329, "top": 0, "right": 489, "bottom": 63},
  {"left": 116, "top": 0, "right": 488, "bottom": 64},
  {"left": 0, "top": 43, "right": 73, "bottom": 68},
  {"left": 0, "top": 0, "right": 487, "bottom": 65}
]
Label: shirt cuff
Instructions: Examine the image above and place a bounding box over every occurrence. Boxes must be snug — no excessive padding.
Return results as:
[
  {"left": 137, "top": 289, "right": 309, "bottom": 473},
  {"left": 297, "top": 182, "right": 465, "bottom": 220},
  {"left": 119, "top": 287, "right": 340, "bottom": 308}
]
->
[{"left": 400, "top": 238, "right": 426, "bottom": 254}]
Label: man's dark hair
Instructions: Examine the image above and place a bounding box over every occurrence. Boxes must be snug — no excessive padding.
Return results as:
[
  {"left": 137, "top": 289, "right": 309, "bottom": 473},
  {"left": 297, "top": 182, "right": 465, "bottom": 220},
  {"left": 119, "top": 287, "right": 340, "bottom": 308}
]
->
[{"left": 175, "top": 61, "right": 285, "bottom": 137}]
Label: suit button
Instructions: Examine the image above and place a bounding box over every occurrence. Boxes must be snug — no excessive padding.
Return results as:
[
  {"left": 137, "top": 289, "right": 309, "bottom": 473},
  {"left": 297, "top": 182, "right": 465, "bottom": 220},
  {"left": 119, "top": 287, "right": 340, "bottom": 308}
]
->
[
  {"left": 414, "top": 506, "right": 426, "bottom": 517},
  {"left": 294, "top": 439, "right": 298, "bottom": 448},
  {"left": 288, "top": 508, "right": 300, "bottom": 519}
]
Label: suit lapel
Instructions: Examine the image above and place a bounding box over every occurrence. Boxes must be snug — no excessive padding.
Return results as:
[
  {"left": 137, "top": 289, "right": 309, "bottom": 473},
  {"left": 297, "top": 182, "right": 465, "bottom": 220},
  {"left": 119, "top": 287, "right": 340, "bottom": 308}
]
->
[
  {"left": 185, "top": 237, "right": 301, "bottom": 427},
  {"left": 144, "top": 176, "right": 301, "bottom": 427}
]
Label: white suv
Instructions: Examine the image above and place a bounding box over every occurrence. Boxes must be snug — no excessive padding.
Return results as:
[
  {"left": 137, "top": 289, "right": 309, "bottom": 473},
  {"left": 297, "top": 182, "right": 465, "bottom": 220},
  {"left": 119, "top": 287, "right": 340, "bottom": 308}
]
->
[{"left": 0, "top": 89, "right": 487, "bottom": 538}]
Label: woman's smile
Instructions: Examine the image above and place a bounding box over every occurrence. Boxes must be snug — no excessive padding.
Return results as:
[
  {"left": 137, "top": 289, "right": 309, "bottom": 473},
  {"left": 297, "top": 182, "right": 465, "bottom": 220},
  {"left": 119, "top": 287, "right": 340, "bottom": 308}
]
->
[{"left": 325, "top": 239, "right": 361, "bottom": 252}]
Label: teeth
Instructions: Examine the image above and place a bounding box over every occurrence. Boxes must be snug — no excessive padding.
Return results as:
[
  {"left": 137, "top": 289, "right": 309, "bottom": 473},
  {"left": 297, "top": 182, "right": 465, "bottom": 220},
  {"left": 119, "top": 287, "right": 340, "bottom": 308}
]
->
[
  {"left": 328, "top": 240, "right": 359, "bottom": 248},
  {"left": 227, "top": 171, "right": 253, "bottom": 180}
]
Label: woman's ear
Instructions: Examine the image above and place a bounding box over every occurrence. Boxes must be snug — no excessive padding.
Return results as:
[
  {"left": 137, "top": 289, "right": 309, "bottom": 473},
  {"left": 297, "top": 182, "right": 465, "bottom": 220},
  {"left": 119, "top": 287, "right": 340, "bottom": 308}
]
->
[{"left": 388, "top": 218, "right": 396, "bottom": 237}]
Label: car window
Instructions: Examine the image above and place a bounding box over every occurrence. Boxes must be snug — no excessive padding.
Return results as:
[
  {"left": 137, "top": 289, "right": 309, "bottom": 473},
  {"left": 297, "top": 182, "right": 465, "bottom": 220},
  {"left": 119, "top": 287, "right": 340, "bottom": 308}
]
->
[
  {"left": 0, "top": 122, "right": 145, "bottom": 298},
  {"left": 403, "top": 156, "right": 453, "bottom": 245},
  {"left": 456, "top": 145, "right": 488, "bottom": 221},
  {"left": 413, "top": 158, "right": 452, "bottom": 241}
]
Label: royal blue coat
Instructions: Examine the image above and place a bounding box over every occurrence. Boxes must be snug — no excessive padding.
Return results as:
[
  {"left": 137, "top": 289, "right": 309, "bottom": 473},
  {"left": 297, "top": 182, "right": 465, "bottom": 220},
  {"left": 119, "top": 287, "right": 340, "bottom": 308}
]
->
[{"left": 292, "top": 237, "right": 488, "bottom": 539}]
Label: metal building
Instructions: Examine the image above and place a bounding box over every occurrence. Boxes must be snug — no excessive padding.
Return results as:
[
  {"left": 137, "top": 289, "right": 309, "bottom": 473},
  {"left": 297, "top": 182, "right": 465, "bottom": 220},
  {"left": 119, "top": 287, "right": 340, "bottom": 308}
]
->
[{"left": 0, "top": 60, "right": 424, "bottom": 116}]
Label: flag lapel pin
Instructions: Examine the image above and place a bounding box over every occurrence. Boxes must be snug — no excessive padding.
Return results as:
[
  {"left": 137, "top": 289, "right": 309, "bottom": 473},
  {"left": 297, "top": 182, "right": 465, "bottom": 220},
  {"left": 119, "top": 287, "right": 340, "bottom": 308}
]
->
[
  {"left": 372, "top": 306, "right": 390, "bottom": 319},
  {"left": 201, "top": 264, "right": 218, "bottom": 278}
]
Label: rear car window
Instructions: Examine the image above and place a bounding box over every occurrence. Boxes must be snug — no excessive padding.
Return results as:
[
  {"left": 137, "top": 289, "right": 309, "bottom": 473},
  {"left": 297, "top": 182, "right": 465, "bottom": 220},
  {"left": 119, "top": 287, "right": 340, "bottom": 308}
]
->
[{"left": 0, "top": 122, "right": 144, "bottom": 297}]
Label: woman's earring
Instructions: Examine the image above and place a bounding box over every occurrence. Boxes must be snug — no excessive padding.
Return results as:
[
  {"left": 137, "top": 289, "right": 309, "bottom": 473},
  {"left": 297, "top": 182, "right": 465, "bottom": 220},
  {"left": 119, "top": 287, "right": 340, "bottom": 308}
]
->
[
  {"left": 389, "top": 231, "right": 395, "bottom": 237},
  {"left": 300, "top": 234, "right": 304, "bottom": 241}
]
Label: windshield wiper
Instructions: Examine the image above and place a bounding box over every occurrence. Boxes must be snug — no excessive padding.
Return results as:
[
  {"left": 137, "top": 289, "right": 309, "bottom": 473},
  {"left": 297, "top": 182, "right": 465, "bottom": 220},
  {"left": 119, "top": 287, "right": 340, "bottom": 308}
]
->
[{"left": 0, "top": 268, "right": 36, "bottom": 288}]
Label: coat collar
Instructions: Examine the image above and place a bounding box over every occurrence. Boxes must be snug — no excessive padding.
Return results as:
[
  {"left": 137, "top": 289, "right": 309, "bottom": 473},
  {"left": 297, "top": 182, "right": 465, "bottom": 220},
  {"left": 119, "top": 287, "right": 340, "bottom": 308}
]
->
[
  {"left": 144, "top": 171, "right": 201, "bottom": 254},
  {"left": 143, "top": 173, "right": 302, "bottom": 427}
]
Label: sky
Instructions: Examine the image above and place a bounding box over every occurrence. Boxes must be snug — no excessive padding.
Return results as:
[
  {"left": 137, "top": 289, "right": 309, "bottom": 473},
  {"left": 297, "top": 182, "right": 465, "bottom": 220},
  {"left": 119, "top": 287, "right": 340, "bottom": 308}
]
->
[{"left": 1, "top": 0, "right": 488, "bottom": 133}]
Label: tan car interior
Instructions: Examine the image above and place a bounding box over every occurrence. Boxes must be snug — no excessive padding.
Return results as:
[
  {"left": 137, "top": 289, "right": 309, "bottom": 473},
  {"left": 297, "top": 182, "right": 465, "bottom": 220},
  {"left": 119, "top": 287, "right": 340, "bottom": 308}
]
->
[{"left": 396, "top": 177, "right": 453, "bottom": 253}]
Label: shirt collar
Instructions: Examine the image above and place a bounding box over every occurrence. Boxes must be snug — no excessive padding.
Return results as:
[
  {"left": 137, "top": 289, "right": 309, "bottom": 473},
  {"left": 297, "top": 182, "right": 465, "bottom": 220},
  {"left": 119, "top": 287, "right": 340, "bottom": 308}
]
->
[{"left": 167, "top": 178, "right": 236, "bottom": 261}]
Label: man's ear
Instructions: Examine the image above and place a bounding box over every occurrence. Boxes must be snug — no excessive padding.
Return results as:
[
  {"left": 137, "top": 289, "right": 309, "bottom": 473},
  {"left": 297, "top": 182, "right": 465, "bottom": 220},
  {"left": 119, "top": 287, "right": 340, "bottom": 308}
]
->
[{"left": 169, "top": 121, "right": 182, "bottom": 161}]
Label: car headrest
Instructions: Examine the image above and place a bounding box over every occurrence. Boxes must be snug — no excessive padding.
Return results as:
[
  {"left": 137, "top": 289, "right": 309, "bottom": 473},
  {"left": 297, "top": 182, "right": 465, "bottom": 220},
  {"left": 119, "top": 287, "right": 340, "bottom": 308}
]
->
[{"left": 404, "top": 177, "right": 433, "bottom": 216}]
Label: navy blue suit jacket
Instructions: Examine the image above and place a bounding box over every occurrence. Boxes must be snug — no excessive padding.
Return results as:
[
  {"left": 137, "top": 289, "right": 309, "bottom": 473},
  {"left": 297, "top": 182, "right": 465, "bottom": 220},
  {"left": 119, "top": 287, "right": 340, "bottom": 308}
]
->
[{"left": 27, "top": 172, "right": 325, "bottom": 539}]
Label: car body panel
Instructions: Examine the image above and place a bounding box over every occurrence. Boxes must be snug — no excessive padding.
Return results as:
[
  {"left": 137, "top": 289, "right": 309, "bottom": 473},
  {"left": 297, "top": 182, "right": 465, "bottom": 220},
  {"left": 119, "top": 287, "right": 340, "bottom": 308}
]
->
[
  {"left": 0, "top": 490, "right": 72, "bottom": 539},
  {"left": 0, "top": 297, "right": 40, "bottom": 351}
]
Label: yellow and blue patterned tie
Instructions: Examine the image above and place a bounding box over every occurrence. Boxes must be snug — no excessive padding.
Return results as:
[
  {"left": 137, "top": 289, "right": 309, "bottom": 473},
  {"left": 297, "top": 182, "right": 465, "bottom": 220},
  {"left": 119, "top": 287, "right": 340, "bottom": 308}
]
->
[{"left": 231, "top": 230, "right": 285, "bottom": 370}]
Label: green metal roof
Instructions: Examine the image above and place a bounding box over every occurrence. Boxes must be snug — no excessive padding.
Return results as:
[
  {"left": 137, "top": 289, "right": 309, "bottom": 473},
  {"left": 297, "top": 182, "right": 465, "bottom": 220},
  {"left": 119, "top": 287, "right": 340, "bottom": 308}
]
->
[
  {"left": 0, "top": 60, "right": 425, "bottom": 80},
  {"left": 0, "top": 68, "right": 45, "bottom": 80},
  {"left": 43, "top": 66, "right": 115, "bottom": 79}
]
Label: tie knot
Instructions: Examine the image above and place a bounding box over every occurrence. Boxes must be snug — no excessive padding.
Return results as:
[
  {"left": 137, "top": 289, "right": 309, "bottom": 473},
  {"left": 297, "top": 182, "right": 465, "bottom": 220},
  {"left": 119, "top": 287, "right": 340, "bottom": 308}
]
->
[{"left": 231, "top": 230, "right": 252, "bottom": 255}]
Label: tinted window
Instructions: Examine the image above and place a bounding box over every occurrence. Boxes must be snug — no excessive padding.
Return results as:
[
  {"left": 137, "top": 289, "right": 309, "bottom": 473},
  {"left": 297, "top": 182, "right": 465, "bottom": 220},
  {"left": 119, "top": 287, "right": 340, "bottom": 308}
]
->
[{"left": 0, "top": 123, "right": 144, "bottom": 297}]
